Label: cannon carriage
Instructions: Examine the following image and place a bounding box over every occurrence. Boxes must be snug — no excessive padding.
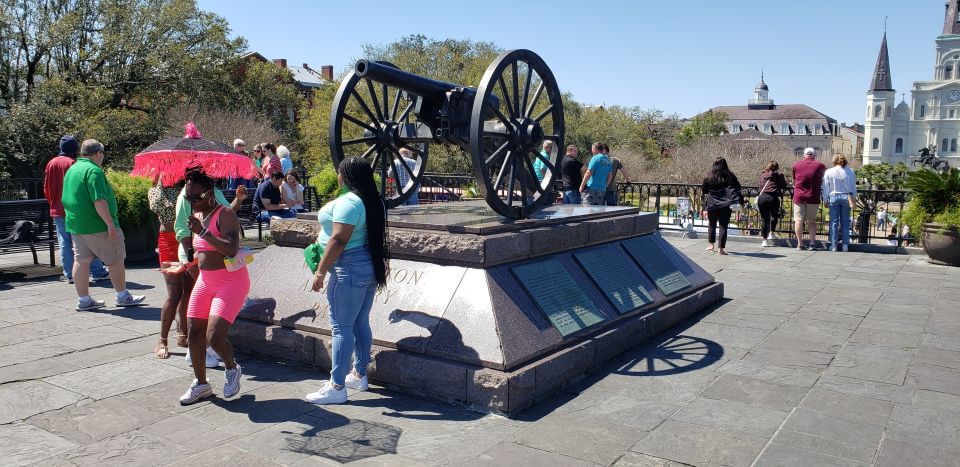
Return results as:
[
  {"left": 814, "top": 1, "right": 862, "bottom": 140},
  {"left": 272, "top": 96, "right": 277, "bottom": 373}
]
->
[{"left": 329, "top": 49, "right": 564, "bottom": 219}]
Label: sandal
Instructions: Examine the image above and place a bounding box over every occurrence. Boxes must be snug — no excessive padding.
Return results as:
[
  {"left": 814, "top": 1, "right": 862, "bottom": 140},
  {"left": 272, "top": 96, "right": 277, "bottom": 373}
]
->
[
  {"left": 155, "top": 338, "right": 170, "bottom": 359},
  {"left": 176, "top": 333, "right": 188, "bottom": 348}
]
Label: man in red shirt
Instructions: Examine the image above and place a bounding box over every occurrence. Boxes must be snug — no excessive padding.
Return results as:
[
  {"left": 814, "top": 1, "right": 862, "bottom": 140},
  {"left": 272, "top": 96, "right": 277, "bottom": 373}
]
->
[
  {"left": 44, "top": 135, "right": 109, "bottom": 283},
  {"left": 792, "top": 148, "right": 827, "bottom": 250}
]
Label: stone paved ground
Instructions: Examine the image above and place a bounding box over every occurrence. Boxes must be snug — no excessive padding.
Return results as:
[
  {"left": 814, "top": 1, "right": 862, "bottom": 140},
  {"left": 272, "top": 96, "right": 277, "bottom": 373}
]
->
[{"left": 1, "top": 238, "right": 959, "bottom": 466}]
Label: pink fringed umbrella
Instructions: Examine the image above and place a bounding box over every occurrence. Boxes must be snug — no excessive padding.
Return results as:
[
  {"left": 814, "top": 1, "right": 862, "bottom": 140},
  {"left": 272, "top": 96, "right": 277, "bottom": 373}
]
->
[{"left": 131, "top": 123, "right": 257, "bottom": 186}]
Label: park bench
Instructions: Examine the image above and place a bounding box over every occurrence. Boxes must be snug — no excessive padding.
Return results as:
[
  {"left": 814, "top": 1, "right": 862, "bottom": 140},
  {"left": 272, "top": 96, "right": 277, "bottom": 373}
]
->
[
  {"left": 0, "top": 199, "right": 56, "bottom": 266},
  {"left": 222, "top": 186, "right": 320, "bottom": 242}
]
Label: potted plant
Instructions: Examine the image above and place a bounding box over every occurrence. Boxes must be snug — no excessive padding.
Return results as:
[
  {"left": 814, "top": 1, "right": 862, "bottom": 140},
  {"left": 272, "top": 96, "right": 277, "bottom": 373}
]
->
[
  {"left": 106, "top": 170, "right": 159, "bottom": 261},
  {"left": 901, "top": 167, "right": 960, "bottom": 266}
]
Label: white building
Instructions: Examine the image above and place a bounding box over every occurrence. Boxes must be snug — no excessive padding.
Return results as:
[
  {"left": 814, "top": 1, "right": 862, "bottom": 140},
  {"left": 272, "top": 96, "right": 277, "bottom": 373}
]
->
[{"left": 863, "top": 0, "right": 960, "bottom": 165}]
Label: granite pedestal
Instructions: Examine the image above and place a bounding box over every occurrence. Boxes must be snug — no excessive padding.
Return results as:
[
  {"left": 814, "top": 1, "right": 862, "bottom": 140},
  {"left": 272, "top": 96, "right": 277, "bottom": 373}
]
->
[{"left": 232, "top": 202, "right": 723, "bottom": 416}]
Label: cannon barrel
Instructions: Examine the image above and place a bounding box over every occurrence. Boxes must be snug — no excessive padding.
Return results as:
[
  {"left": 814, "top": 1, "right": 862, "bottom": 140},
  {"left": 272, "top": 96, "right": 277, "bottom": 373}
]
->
[{"left": 355, "top": 59, "right": 468, "bottom": 104}]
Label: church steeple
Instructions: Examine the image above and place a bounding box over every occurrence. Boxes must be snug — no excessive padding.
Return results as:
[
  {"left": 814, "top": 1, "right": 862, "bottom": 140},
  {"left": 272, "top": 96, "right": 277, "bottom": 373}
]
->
[
  {"left": 870, "top": 34, "right": 894, "bottom": 92},
  {"left": 944, "top": 0, "right": 960, "bottom": 35}
]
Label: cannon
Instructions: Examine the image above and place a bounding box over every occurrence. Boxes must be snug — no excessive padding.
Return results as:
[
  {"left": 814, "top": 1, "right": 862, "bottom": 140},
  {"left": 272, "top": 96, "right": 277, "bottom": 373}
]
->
[{"left": 329, "top": 49, "right": 564, "bottom": 219}]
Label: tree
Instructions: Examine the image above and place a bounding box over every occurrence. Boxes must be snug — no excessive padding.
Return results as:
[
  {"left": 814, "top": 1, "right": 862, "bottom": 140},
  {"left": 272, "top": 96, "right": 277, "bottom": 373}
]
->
[
  {"left": 675, "top": 110, "right": 728, "bottom": 146},
  {"left": 0, "top": 0, "right": 263, "bottom": 177}
]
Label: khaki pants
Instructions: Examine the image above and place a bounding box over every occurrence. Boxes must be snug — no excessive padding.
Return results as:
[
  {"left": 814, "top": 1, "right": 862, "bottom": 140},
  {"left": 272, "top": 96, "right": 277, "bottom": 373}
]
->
[{"left": 73, "top": 228, "right": 126, "bottom": 266}]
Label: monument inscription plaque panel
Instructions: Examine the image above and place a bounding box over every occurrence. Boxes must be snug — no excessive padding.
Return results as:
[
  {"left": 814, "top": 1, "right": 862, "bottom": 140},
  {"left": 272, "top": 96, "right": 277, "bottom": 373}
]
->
[
  {"left": 573, "top": 246, "right": 653, "bottom": 314},
  {"left": 510, "top": 258, "right": 605, "bottom": 336},
  {"left": 622, "top": 235, "right": 691, "bottom": 296}
]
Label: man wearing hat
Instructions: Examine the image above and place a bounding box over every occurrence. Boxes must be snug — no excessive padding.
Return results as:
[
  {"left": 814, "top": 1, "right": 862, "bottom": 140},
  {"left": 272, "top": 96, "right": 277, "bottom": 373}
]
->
[
  {"left": 44, "top": 135, "right": 109, "bottom": 284},
  {"left": 792, "top": 147, "right": 827, "bottom": 250}
]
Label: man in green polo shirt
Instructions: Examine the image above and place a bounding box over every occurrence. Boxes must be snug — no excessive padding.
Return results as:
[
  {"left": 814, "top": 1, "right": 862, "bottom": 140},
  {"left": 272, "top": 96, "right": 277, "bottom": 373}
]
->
[{"left": 62, "top": 139, "right": 146, "bottom": 311}]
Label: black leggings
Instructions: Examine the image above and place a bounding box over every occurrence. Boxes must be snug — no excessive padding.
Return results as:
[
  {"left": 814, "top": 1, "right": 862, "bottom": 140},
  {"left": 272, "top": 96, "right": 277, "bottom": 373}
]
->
[
  {"left": 757, "top": 193, "right": 779, "bottom": 239},
  {"left": 707, "top": 207, "right": 732, "bottom": 248}
]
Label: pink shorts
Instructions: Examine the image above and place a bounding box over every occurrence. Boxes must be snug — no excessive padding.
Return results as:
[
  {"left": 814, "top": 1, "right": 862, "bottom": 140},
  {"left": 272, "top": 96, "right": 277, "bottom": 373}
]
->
[{"left": 187, "top": 267, "right": 250, "bottom": 324}]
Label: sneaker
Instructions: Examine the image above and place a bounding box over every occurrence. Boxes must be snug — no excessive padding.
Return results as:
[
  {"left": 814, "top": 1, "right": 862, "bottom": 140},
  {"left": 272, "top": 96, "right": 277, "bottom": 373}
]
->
[
  {"left": 223, "top": 364, "right": 242, "bottom": 398},
  {"left": 305, "top": 382, "right": 347, "bottom": 405},
  {"left": 185, "top": 347, "right": 221, "bottom": 368},
  {"left": 91, "top": 274, "right": 110, "bottom": 282},
  {"left": 767, "top": 232, "right": 778, "bottom": 240},
  {"left": 179, "top": 379, "right": 213, "bottom": 405},
  {"left": 345, "top": 372, "right": 368, "bottom": 391},
  {"left": 62, "top": 276, "right": 74, "bottom": 285},
  {"left": 76, "top": 298, "right": 105, "bottom": 311},
  {"left": 115, "top": 294, "right": 146, "bottom": 307},
  {"left": 761, "top": 240, "right": 770, "bottom": 248},
  {"left": 829, "top": 245, "right": 837, "bottom": 252}
]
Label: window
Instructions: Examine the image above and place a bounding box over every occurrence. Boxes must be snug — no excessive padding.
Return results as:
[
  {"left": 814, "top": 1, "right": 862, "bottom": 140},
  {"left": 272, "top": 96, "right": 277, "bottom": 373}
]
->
[
  {"left": 944, "top": 138, "right": 950, "bottom": 152},
  {"left": 748, "top": 123, "right": 757, "bottom": 130},
  {"left": 763, "top": 123, "right": 772, "bottom": 134},
  {"left": 814, "top": 123, "right": 823, "bottom": 135},
  {"left": 895, "top": 138, "right": 903, "bottom": 153},
  {"left": 797, "top": 123, "right": 807, "bottom": 135},
  {"left": 951, "top": 110, "right": 956, "bottom": 119},
  {"left": 781, "top": 123, "right": 790, "bottom": 134},
  {"left": 874, "top": 105, "right": 882, "bottom": 118},
  {"left": 730, "top": 124, "right": 740, "bottom": 133},
  {"left": 921, "top": 105, "right": 926, "bottom": 118},
  {"left": 947, "top": 64, "right": 954, "bottom": 80},
  {"left": 872, "top": 138, "right": 880, "bottom": 150},
  {"left": 952, "top": 138, "right": 957, "bottom": 152},
  {"left": 887, "top": 106, "right": 892, "bottom": 117}
]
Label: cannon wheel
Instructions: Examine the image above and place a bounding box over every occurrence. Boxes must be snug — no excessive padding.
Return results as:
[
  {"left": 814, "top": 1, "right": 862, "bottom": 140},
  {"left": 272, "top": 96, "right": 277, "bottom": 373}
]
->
[
  {"left": 329, "top": 61, "right": 427, "bottom": 208},
  {"left": 470, "top": 50, "right": 564, "bottom": 219}
]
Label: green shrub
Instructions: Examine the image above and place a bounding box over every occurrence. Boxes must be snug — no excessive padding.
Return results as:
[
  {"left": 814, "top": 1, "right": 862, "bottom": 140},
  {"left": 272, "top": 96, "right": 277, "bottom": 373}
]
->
[
  {"left": 312, "top": 166, "right": 340, "bottom": 202},
  {"left": 902, "top": 168, "right": 960, "bottom": 242},
  {"left": 106, "top": 170, "right": 155, "bottom": 229}
]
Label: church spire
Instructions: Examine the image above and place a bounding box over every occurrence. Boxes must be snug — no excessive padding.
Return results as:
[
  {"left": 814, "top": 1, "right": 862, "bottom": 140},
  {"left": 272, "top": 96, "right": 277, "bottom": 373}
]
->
[
  {"left": 945, "top": 0, "right": 960, "bottom": 35},
  {"left": 870, "top": 33, "right": 894, "bottom": 92}
]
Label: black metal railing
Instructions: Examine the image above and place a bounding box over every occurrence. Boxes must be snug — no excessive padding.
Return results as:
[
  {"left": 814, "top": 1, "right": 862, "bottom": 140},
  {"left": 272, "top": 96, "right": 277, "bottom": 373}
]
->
[
  {"left": 616, "top": 182, "right": 911, "bottom": 243},
  {"left": 0, "top": 178, "right": 44, "bottom": 201}
]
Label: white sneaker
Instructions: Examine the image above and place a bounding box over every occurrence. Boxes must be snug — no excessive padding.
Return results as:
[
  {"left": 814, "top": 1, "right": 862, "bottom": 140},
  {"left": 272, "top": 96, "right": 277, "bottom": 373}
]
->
[
  {"left": 345, "top": 372, "right": 368, "bottom": 391},
  {"left": 179, "top": 379, "right": 212, "bottom": 405},
  {"left": 115, "top": 294, "right": 146, "bottom": 307},
  {"left": 761, "top": 240, "right": 769, "bottom": 248},
  {"left": 76, "top": 298, "right": 105, "bottom": 311},
  {"left": 305, "top": 382, "right": 347, "bottom": 405},
  {"left": 223, "top": 364, "right": 242, "bottom": 398},
  {"left": 767, "top": 232, "right": 778, "bottom": 240},
  {"left": 186, "top": 347, "right": 220, "bottom": 368}
]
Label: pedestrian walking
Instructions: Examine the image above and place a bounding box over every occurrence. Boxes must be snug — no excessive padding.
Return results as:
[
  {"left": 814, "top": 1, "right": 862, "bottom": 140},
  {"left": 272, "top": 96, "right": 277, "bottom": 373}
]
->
[
  {"left": 533, "top": 140, "right": 553, "bottom": 183},
  {"left": 178, "top": 169, "right": 248, "bottom": 405},
  {"left": 876, "top": 206, "right": 887, "bottom": 232},
  {"left": 757, "top": 161, "right": 788, "bottom": 247},
  {"left": 822, "top": 154, "right": 858, "bottom": 252},
  {"left": 61, "top": 140, "right": 146, "bottom": 311},
  {"left": 44, "top": 135, "right": 110, "bottom": 284},
  {"left": 701, "top": 157, "right": 743, "bottom": 255},
  {"left": 148, "top": 176, "right": 187, "bottom": 358},
  {"left": 305, "top": 157, "right": 389, "bottom": 405},
  {"left": 604, "top": 150, "right": 631, "bottom": 206},
  {"left": 792, "top": 148, "right": 827, "bottom": 250}
]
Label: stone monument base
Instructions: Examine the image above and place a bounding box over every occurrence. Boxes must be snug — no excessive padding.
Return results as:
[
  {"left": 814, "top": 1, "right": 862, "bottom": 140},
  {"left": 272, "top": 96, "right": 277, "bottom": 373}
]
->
[{"left": 231, "top": 202, "right": 723, "bottom": 416}]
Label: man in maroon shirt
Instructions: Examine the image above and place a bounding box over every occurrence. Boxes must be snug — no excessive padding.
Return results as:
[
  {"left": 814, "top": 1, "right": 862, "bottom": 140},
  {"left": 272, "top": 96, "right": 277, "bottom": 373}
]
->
[
  {"left": 792, "top": 148, "right": 827, "bottom": 250},
  {"left": 44, "top": 135, "right": 109, "bottom": 283}
]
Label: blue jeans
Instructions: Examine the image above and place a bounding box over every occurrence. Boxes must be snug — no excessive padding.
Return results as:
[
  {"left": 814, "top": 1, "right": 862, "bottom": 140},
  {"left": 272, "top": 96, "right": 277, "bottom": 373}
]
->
[
  {"left": 828, "top": 194, "right": 852, "bottom": 249},
  {"left": 54, "top": 217, "right": 107, "bottom": 279},
  {"left": 582, "top": 189, "right": 605, "bottom": 205},
  {"left": 401, "top": 189, "right": 419, "bottom": 206},
  {"left": 562, "top": 190, "right": 581, "bottom": 204},
  {"left": 327, "top": 247, "right": 377, "bottom": 386},
  {"left": 256, "top": 209, "right": 298, "bottom": 222}
]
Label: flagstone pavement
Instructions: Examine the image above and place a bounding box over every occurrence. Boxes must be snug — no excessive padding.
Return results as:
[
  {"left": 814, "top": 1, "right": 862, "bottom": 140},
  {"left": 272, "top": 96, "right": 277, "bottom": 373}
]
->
[{"left": 1, "top": 238, "right": 959, "bottom": 466}]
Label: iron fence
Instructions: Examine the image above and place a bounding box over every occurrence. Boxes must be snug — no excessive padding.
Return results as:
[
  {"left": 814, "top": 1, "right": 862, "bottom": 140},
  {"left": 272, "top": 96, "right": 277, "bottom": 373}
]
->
[
  {"left": 616, "top": 182, "right": 911, "bottom": 243},
  {"left": 0, "top": 178, "right": 44, "bottom": 201}
]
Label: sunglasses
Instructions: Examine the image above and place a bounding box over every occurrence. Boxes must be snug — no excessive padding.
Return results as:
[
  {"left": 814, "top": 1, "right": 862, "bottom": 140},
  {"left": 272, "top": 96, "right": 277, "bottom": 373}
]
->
[
  {"left": 183, "top": 190, "right": 212, "bottom": 203},
  {"left": 254, "top": 149, "right": 262, "bottom": 153}
]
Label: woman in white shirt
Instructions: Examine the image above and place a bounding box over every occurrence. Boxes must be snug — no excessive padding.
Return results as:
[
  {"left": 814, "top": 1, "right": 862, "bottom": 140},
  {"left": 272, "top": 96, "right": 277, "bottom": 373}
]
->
[
  {"left": 821, "top": 154, "right": 858, "bottom": 252},
  {"left": 281, "top": 170, "right": 306, "bottom": 213}
]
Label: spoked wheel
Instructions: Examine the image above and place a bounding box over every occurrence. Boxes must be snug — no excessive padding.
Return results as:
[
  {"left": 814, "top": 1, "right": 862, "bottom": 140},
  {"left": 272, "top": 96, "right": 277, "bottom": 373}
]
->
[
  {"left": 329, "top": 61, "right": 427, "bottom": 208},
  {"left": 470, "top": 50, "right": 564, "bottom": 219}
]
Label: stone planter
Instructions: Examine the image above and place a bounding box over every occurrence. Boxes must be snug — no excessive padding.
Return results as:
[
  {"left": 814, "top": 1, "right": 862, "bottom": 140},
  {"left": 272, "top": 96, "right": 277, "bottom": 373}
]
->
[
  {"left": 922, "top": 223, "right": 960, "bottom": 266},
  {"left": 122, "top": 219, "right": 159, "bottom": 262}
]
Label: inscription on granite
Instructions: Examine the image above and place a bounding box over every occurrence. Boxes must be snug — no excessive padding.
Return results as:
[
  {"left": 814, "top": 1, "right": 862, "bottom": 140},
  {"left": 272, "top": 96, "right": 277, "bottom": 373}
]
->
[
  {"left": 573, "top": 246, "right": 653, "bottom": 314},
  {"left": 510, "top": 258, "right": 605, "bottom": 336},
  {"left": 622, "top": 235, "right": 691, "bottom": 296}
]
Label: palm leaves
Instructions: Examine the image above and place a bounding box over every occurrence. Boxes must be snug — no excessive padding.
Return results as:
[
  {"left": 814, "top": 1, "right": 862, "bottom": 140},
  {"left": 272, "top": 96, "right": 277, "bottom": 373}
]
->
[{"left": 904, "top": 167, "right": 960, "bottom": 215}]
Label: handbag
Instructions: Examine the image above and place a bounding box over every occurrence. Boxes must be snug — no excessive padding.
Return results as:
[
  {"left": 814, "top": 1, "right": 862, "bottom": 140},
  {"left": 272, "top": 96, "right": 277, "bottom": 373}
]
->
[{"left": 303, "top": 241, "right": 325, "bottom": 273}]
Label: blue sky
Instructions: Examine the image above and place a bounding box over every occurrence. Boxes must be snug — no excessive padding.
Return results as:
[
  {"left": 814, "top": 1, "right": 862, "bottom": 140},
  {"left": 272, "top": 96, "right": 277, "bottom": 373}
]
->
[{"left": 199, "top": 0, "right": 942, "bottom": 125}]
